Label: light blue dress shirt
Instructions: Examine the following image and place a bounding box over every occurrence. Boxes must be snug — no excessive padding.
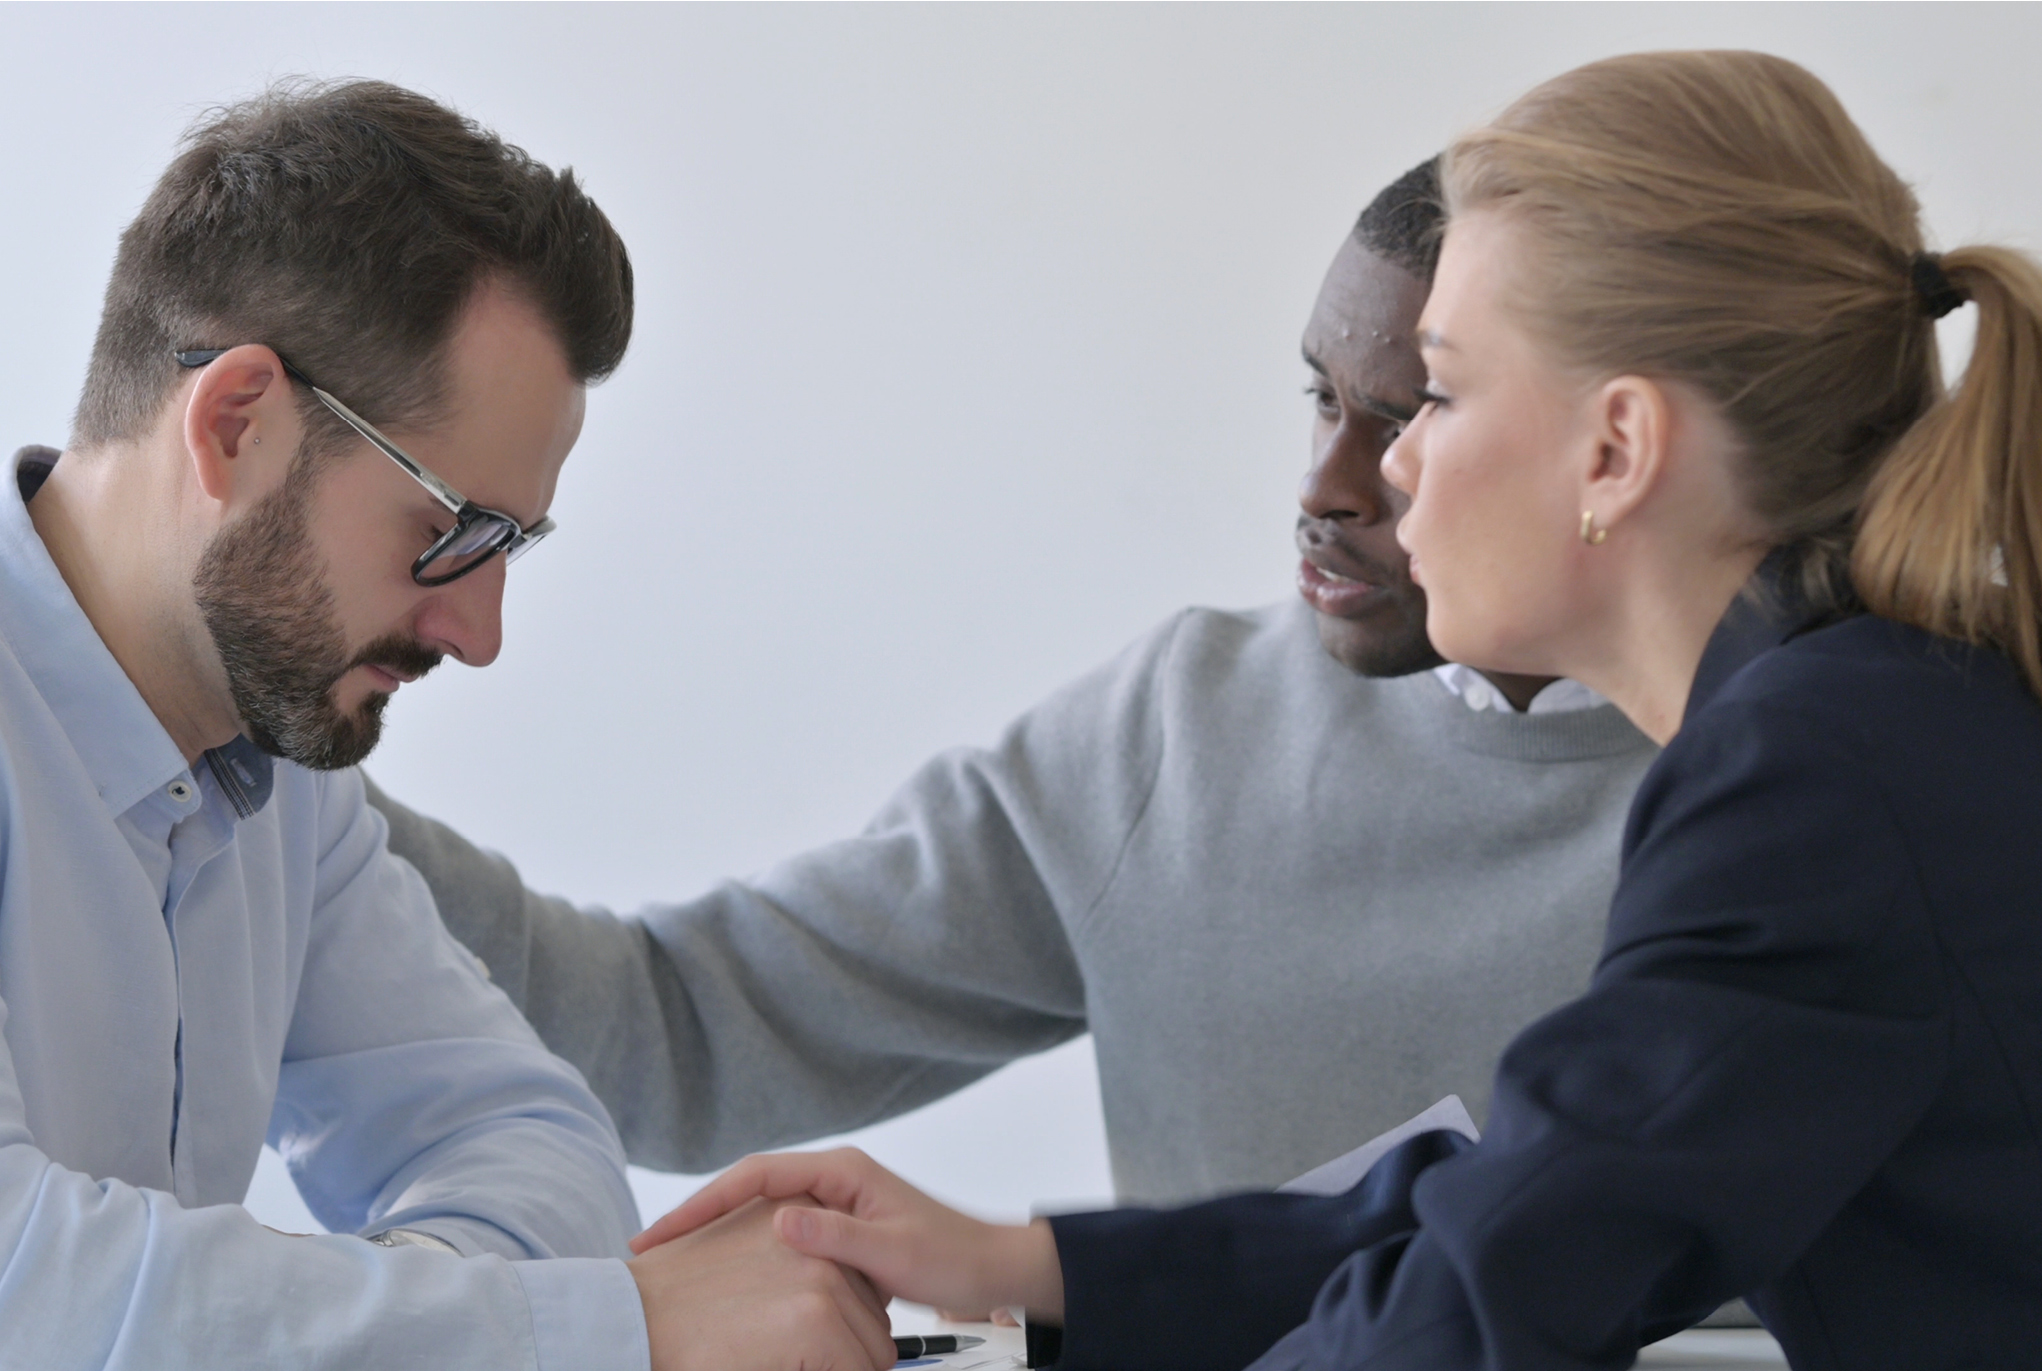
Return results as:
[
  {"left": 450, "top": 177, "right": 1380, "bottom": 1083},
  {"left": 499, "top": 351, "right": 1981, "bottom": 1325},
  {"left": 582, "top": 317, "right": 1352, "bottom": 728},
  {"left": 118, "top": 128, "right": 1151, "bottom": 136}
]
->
[{"left": 0, "top": 449, "right": 650, "bottom": 1370}]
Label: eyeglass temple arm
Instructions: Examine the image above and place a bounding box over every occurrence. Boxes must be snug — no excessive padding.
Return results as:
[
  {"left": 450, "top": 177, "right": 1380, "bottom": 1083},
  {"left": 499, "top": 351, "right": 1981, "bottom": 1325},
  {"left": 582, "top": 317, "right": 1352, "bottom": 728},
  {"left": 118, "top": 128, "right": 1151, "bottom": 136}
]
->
[
  {"left": 174, "top": 347, "right": 467, "bottom": 518},
  {"left": 303, "top": 387, "right": 468, "bottom": 517}
]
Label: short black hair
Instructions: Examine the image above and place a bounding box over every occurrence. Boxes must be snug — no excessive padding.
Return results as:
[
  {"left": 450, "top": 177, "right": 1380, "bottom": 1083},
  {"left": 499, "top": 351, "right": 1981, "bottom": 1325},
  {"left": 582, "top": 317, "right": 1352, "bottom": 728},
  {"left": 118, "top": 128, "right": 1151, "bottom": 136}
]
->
[
  {"left": 75, "top": 79, "right": 633, "bottom": 453},
  {"left": 1353, "top": 156, "right": 1443, "bottom": 283}
]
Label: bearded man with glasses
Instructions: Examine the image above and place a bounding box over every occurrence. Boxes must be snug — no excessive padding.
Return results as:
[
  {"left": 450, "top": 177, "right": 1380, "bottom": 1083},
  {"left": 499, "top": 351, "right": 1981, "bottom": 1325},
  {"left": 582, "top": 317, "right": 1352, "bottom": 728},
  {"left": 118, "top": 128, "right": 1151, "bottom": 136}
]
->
[
  {"left": 170, "top": 346, "right": 556, "bottom": 770},
  {"left": 0, "top": 81, "right": 895, "bottom": 1371}
]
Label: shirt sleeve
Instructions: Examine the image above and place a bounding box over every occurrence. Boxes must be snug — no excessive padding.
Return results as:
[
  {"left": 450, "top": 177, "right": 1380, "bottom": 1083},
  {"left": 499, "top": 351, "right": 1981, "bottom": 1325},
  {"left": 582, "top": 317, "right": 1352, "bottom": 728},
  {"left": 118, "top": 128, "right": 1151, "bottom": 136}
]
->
[
  {"left": 372, "top": 612, "right": 1189, "bottom": 1172},
  {"left": 1239, "top": 691, "right": 1951, "bottom": 1369},
  {"left": 259, "top": 766, "right": 647, "bottom": 1369},
  {"left": 0, "top": 989, "right": 647, "bottom": 1371}
]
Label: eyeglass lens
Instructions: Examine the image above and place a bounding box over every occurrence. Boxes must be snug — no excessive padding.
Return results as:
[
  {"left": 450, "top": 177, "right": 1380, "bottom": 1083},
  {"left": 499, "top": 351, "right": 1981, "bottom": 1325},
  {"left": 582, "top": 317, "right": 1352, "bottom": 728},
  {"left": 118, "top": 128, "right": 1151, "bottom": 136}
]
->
[{"left": 420, "top": 515, "right": 520, "bottom": 584}]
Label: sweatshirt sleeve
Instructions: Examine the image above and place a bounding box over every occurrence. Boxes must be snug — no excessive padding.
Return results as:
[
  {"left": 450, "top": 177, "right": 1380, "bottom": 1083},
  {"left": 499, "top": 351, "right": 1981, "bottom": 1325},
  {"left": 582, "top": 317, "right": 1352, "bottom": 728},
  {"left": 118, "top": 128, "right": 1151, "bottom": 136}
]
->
[{"left": 370, "top": 613, "right": 1186, "bottom": 1172}]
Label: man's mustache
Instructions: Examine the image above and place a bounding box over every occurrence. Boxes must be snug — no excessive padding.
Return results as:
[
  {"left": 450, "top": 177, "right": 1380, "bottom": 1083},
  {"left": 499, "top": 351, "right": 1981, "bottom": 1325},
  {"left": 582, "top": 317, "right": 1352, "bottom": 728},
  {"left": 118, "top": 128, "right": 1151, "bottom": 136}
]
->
[
  {"left": 340, "top": 633, "right": 444, "bottom": 687},
  {"left": 1294, "top": 517, "right": 1408, "bottom": 587}
]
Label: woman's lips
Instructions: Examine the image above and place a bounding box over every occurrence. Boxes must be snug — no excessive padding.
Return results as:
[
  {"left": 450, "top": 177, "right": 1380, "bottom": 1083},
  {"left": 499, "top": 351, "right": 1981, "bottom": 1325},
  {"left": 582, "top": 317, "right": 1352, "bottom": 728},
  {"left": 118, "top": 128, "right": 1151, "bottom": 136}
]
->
[{"left": 1297, "top": 556, "right": 1388, "bottom": 618}]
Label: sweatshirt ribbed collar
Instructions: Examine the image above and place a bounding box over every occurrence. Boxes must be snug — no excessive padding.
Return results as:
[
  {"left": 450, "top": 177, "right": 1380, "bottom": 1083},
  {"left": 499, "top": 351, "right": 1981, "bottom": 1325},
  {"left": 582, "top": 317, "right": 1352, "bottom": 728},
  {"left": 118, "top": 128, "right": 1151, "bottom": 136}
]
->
[{"left": 1418, "top": 672, "right": 1655, "bottom": 762}]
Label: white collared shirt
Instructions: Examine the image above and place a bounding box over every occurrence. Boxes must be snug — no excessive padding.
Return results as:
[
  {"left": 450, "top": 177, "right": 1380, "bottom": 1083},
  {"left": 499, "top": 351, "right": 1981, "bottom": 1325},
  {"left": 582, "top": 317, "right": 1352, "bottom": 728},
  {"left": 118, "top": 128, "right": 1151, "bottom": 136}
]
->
[
  {"left": 1433, "top": 662, "right": 1608, "bottom": 715},
  {"left": 0, "top": 447, "right": 646, "bottom": 1371}
]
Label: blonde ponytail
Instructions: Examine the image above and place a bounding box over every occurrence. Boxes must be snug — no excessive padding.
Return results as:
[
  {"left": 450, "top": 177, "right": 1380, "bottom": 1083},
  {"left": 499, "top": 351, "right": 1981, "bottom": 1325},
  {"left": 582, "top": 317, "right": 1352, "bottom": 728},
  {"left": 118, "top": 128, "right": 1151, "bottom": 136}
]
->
[
  {"left": 1444, "top": 51, "right": 1939, "bottom": 616},
  {"left": 1444, "top": 50, "right": 2042, "bottom": 692},
  {"left": 1855, "top": 247, "right": 2042, "bottom": 696}
]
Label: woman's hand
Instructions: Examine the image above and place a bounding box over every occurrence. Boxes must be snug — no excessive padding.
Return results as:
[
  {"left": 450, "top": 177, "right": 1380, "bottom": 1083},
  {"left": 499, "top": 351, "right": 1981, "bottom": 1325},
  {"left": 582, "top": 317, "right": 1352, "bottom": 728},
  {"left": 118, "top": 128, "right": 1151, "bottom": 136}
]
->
[
  {"left": 633, "top": 1148, "right": 1067, "bottom": 1322},
  {"left": 630, "top": 1195, "right": 896, "bottom": 1371}
]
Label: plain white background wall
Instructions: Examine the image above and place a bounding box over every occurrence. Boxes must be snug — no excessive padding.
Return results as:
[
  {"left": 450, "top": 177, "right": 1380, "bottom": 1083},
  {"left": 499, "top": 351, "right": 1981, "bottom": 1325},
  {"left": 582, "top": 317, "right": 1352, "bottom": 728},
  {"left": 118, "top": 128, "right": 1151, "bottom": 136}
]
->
[{"left": 1, "top": 3, "right": 2036, "bottom": 1233}]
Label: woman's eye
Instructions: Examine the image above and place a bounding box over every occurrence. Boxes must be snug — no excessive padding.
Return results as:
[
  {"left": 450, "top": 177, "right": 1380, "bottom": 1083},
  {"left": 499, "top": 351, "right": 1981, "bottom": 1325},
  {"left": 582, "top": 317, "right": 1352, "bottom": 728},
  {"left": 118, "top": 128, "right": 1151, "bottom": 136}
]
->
[{"left": 1415, "top": 385, "right": 1450, "bottom": 410}]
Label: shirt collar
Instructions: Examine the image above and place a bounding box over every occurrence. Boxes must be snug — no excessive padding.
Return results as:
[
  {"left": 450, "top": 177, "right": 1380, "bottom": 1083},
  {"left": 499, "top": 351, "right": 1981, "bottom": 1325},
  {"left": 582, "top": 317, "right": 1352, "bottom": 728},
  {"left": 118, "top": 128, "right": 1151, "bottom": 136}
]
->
[
  {"left": 0, "top": 445, "right": 274, "bottom": 820},
  {"left": 1432, "top": 663, "right": 1609, "bottom": 715},
  {"left": 202, "top": 736, "right": 274, "bottom": 820},
  {"left": 1683, "top": 549, "right": 1841, "bottom": 726}
]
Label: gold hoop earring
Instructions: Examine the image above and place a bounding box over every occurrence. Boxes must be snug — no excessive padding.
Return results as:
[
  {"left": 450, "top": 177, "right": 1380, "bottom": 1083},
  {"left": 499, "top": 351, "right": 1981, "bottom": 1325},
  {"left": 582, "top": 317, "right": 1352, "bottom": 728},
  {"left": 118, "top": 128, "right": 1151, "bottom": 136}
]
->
[{"left": 1580, "top": 511, "right": 1607, "bottom": 546}]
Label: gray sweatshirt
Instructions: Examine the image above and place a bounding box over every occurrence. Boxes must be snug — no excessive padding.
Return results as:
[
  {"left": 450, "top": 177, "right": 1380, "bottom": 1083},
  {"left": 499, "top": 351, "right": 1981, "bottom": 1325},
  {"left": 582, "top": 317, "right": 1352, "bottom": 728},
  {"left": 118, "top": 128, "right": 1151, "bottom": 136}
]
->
[{"left": 368, "top": 600, "right": 1656, "bottom": 1205}]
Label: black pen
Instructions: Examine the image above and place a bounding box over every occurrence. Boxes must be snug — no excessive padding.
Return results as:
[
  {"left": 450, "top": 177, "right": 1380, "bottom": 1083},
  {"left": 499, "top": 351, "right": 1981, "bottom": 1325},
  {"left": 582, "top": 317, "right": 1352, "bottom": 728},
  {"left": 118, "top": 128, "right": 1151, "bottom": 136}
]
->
[{"left": 894, "top": 1334, "right": 986, "bottom": 1360}]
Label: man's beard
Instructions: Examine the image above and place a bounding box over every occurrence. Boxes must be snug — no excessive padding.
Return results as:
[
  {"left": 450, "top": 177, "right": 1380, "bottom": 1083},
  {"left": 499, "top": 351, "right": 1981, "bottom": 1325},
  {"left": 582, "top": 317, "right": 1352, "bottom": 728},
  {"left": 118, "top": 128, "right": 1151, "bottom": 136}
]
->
[{"left": 194, "top": 469, "right": 441, "bottom": 771}]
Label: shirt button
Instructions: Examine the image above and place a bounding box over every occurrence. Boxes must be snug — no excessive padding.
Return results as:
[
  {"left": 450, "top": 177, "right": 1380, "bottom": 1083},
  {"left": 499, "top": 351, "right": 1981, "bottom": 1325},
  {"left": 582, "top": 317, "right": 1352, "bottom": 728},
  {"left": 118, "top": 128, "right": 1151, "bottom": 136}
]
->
[{"left": 167, "top": 780, "right": 193, "bottom": 803}]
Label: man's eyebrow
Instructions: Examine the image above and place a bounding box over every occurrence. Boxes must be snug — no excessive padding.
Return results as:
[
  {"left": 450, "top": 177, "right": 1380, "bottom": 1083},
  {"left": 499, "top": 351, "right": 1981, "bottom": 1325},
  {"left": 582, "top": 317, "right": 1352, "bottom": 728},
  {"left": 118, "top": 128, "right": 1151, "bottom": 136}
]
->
[{"left": 1300, "top": 346, "right": 1419, "bottom": 424}]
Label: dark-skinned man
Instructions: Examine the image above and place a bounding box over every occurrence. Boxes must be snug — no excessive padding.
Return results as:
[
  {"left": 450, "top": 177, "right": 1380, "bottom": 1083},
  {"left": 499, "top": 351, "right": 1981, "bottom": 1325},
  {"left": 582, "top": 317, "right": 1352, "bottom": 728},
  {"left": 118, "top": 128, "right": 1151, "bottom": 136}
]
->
[{"left": 368, "top": 158, "right": 1657, "bottom": 1207}]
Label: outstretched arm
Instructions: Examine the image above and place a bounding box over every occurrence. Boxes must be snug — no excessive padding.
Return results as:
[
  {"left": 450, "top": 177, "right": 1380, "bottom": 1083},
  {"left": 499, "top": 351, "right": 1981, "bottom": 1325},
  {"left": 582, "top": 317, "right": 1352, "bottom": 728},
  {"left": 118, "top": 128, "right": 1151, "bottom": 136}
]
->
[
  {"left": 365, "top": 773, "right": 698, "bottom": 1162},
  {"left": 370, "top": 613, "right": 1192, "bottom": 1172},
  {"left": 638, "top": 689, "right": 1956, "bottom": 1371},
  {"left": 635, "top": 1131, "right": 1471, "bottom": 1371},
  {"left": 268, "top": 769, "right": 898, "bottom": 1371}
]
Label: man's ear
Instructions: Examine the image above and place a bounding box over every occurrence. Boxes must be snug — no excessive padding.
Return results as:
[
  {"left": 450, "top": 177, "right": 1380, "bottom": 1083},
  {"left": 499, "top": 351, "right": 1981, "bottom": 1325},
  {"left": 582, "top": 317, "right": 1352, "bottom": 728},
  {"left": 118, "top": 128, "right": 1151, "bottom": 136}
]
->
[
  {"left": 1580, "top": 373, "right": 1673, "bottom": 535},
  {"left": 181, "top": 345, "right": 301, "bottom": 505}
]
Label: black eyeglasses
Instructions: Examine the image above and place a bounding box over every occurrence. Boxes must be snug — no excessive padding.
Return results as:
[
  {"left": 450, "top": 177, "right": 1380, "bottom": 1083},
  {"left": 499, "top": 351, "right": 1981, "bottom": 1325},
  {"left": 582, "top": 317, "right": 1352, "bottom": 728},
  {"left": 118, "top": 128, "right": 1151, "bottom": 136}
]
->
[{"left": 174, "top": 348, "right": 557, "bottom": 587}]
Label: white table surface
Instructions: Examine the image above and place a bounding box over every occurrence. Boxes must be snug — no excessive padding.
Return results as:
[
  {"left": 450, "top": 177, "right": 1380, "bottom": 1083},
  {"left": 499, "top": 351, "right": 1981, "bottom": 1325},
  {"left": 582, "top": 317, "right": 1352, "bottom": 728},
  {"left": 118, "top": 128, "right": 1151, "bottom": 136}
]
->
[
  {"left": 1637, "top": 1328, "right": 1789, "bottom": 1368},
  {"left": 889, "top": 1306, "right": 1789, "bottom": 1369}
]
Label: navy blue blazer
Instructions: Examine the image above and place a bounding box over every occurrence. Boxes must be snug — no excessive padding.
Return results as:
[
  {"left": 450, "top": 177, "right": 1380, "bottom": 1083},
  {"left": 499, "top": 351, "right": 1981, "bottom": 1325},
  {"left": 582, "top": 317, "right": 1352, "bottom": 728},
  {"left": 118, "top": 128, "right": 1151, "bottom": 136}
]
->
[{"left": 1043, "top": 586, "right": 2042, "bottom": 1370}]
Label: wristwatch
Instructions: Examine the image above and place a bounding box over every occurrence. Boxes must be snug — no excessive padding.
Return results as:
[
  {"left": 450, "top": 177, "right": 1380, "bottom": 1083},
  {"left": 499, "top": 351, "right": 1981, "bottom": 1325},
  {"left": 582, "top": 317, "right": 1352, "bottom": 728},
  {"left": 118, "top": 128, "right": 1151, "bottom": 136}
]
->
[{"left": 366, "top": 1228, "right": 462, "bottom": 1255}]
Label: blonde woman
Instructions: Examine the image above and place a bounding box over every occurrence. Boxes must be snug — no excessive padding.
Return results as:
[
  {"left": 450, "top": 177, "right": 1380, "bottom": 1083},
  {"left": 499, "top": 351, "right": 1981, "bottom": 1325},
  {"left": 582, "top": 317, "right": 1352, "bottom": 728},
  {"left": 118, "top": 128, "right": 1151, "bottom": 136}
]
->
[{"left": 639, "top": 51, "right": 2042, "bottom": 1371}]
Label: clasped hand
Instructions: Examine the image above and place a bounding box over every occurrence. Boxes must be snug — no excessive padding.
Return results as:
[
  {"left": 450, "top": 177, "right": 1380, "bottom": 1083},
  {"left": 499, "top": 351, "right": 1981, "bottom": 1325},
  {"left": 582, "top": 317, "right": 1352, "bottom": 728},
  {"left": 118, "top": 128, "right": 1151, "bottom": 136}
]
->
[{"left": 628, "top": 1148, "right": 1065, "bottom": 1371}]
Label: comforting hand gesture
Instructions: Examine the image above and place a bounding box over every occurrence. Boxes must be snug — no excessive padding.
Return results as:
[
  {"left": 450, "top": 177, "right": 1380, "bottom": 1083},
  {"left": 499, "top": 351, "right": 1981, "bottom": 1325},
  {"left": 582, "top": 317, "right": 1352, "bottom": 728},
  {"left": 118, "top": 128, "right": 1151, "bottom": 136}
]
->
[
  {"left": 634, "top": 1148, "right": 1067, "bottom": 1326},
  {"left": 629, "top": 1193, "right": 897, "bottom": 1371}
]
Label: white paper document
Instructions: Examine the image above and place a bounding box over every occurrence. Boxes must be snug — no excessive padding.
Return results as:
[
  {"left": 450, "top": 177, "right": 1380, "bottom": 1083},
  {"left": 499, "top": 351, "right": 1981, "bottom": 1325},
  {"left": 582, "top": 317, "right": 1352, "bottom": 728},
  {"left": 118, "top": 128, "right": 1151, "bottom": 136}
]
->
[{"left": 1278, "top": 1096, "right": 1481, "bottom": 1197}]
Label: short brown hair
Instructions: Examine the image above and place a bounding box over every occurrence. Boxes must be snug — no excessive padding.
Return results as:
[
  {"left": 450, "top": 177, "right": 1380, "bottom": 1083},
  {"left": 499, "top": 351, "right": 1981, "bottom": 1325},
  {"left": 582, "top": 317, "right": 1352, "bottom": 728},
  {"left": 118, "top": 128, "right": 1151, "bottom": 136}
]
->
[{"left": 75, "top": 78, "right": 633, "bottom": 455}]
